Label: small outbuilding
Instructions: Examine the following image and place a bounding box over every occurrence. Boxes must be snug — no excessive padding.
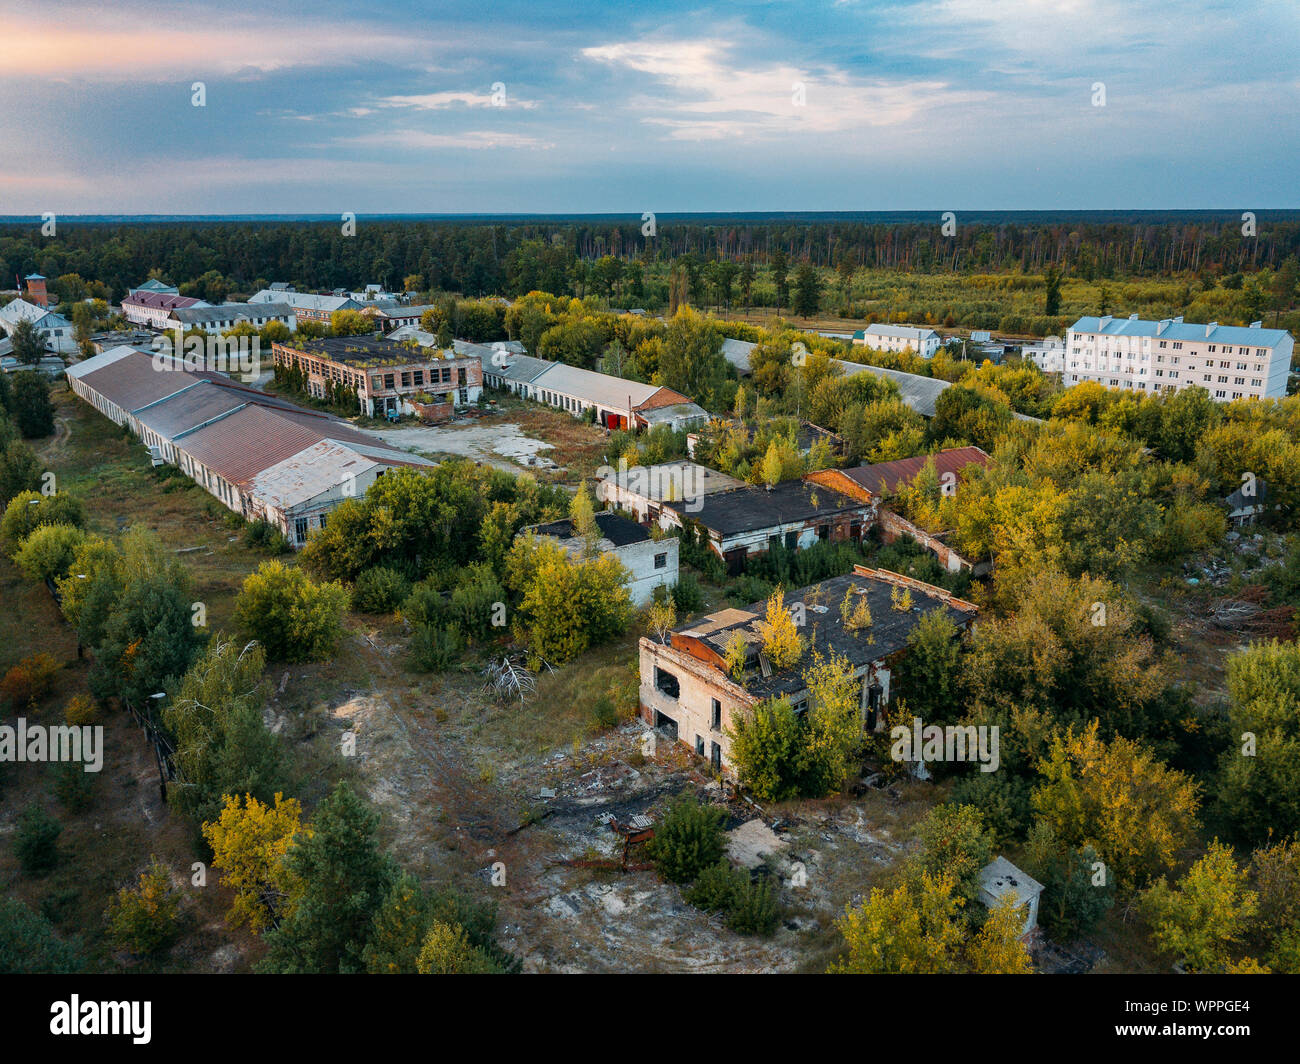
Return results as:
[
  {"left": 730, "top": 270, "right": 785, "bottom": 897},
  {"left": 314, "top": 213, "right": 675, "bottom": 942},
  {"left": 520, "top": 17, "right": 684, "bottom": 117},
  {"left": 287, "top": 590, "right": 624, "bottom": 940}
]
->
[{"left": 978, "top": 856, "right": 1044, "bottom": 939}]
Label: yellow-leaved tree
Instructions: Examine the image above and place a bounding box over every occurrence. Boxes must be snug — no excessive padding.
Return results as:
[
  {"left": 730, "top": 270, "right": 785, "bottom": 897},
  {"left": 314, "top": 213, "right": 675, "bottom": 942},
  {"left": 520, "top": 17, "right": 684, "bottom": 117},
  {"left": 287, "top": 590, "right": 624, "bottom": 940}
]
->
[
  {"left": 1031, "top": 720, "right": 1200, "bottom": 889},
  {"left": 202, "top": 792, "right": 306, "bottom": 933},
  {"left": 757, "top": 589, "right": 804, "bottom": 670}
]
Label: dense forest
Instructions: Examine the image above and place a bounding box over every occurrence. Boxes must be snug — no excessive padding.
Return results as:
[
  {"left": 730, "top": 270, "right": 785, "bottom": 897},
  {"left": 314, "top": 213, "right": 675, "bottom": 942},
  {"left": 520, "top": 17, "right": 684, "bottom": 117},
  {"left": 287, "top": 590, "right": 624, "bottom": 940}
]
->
[{"left": 3, "top": 212, "right": 1298, "bottom": 308}]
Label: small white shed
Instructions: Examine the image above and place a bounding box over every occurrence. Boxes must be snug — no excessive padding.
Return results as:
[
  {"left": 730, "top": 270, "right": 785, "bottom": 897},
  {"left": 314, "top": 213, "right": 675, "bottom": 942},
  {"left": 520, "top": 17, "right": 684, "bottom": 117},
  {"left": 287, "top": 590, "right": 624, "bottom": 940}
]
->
[{"left": 978, "top": 856, "right": 1044, "bottom": 938}]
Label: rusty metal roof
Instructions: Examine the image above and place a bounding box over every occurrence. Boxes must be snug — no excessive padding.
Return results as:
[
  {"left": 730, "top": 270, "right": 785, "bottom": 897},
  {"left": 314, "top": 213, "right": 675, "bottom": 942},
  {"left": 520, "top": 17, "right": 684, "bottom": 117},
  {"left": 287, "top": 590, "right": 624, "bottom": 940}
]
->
[{"left": 843, "top": 446, "right": 992, "bottom": 497}]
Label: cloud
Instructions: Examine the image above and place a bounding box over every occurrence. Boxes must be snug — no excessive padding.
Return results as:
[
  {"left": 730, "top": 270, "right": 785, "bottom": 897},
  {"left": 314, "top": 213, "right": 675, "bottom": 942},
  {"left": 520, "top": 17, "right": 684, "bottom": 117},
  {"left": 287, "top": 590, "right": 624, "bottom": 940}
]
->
[
  {"left": 379, "top": 91, "right": 539, "bottom": 110},
  {"left": 583, "top": 38, "right": 984, "bottom": 139},
  {"left": 344, "top": 130, "right": 554, "bottom": 150}
]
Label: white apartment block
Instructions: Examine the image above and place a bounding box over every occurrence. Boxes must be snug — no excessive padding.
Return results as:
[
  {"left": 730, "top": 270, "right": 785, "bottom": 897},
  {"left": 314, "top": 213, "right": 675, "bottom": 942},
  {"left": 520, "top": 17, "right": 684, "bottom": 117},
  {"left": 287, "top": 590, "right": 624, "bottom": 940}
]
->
[
  {"left": 1065, "top": 315, "right": 1294, "bottom": 401},
  {"left": 1022, "top": 336, "right": 1066, "bottom": 374},
  {"left": 853, "top": 324, "right": 942, "bottom": 359}
]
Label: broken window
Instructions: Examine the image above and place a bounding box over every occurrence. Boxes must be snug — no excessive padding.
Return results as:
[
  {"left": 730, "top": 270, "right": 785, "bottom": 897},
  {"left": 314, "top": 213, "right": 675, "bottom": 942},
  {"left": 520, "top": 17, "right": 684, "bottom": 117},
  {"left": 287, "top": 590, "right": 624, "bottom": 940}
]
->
[
  {"left": 654, "top": 667, "right": 679, "bottom": 699},
  {"left": 711, "top": 698, "right": 721, "bottom": 731},
  {"left": 654, "top": 552, "right": 667, "bottom": 569},
  {"left": 695, "top": 735, "right": 705, "bottom": 757}
]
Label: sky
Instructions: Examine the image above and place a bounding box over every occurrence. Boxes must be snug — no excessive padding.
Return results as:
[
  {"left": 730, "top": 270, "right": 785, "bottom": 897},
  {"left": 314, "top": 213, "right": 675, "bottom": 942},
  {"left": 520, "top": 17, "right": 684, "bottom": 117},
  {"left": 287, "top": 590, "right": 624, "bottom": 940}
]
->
[{"left": 2, "top": 0, "right": 1297, "bottom": 214}]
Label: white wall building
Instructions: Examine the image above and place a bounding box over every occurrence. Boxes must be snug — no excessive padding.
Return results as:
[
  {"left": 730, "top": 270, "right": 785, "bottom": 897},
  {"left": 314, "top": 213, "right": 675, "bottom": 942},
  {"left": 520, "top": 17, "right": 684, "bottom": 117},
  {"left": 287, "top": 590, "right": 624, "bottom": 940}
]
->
[
  {"left": 168, "top": 302, "right": 297, "bottom": 336},
  {"left": 523, "top": 511, "right": 679, "bottom": 606},
  {"left": 0, "top": 299, "right": 76, "bottom": 354},
  {"left": 1022, "top": 336, "right": 1066, "bottom": 374},
  {"left": 121, "top": 291, "right": 210, "bottom": 330},
  {"left": 1065, "top": 315, "right": 1294, "bottom": 400},
  {"left": 853, "top": 324, "right": 942, "bottom": 359}
]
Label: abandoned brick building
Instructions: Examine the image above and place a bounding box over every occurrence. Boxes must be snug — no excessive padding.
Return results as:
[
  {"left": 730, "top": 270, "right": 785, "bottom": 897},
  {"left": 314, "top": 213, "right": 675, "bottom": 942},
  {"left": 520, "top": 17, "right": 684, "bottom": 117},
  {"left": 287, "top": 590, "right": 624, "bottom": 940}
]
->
[{"left": 638, "top": 565, "right": 978, "bottom": 773}]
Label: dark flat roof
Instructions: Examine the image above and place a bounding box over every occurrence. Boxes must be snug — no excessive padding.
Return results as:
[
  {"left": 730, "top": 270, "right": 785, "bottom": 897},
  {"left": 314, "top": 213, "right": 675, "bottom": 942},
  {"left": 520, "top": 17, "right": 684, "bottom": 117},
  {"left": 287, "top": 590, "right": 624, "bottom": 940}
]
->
[
  {"left": 668, "top": 479, "right": 869, "bottom": 537},
  {"left": 283, "top": 335, "right": 469, "bottom": 368},
  {"left": 530, "top": 511, "right": 649, "bottom": 547},
  {"left": 676, "top": 569, "right": 975, "bottom": 700}
]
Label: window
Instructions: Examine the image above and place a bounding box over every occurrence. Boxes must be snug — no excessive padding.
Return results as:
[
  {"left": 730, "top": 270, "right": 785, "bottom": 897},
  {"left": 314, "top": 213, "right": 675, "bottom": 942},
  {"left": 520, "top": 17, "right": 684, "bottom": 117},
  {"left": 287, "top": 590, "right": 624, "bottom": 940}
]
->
[
  {"left": 319, "top": 513, "right": 328, "bottom": 529},
  {"left": 654, "top": 667, "right": 679, "bottom": 699},
  {"left": 654, "top": 552, "right": 667, "bottom": 569},
  {"left": 711, "top": 699, "right": 722, "bottom": 731},
  {"left": 695, "top": 735, "right": 705, "bottom": 757},
  {"left": 294, "top": 517, "right": 309, "bottom": 543}
]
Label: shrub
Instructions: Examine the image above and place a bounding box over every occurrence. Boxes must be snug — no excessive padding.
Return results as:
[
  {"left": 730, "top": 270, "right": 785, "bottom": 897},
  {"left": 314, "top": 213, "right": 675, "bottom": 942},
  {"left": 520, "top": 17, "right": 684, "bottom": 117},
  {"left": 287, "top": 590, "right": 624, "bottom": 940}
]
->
[
  {"left": 670, "top": 571, "right": 704, "bottom": 613},
  {"left": 51, "top": 760, "right": 96, "bottom": 813},
  {"left": 0, "top": 898, "right": 83, "bottom": 974},
  {"left": 648, "top": 796, "right": 727, "bottom": 884},
  {"left": 1, "top": 490, "right": 86, "bottom": 555},
  {"left": 15, "top": 803, "right": 61, "bottom": 874},
  {"left": 401, "top": 581, "right": 446, "bottom": 628},
  {"left": 352, "top": 566, "right": 413, "bottom": 614},
  {"left": 447, "top": 565, "right": 506, "bottom": 639},
  {"left": 728, "top": 574, "right": 774, "bottom": 606},
  {"left": 233, "top": 560, "right": 348, "bottom": 662},
  {"left": 0, "top": 653, "right": 61, "bottom": 709},
  {"left": 241, "top": 518, "right": 290, "bottom": 555},
  {"left": 104, "top": 858, "right": 182, "bottom": 956},
  {"left": 725, "top": 875, "right": 781, "bottom": 936},
  {"left": 64, "top": 694, "right": 98, "bottom": 727},
  {"left": 14, "top": 523, "right": 86, "bottom": 583},
  {"left": 408, "top": 623, "right": 463, "bottom": 673},
  {"left": 590, "top": 695, "right": 619, "bottom": 729},
  {"left": 685, "top": 860, "right": 744, "bottom": 911}
]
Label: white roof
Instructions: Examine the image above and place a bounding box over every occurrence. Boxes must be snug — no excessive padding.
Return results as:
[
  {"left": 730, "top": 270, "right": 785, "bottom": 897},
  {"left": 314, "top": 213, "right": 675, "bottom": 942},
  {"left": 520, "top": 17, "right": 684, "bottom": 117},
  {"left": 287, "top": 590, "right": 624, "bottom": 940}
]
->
[
  {"left": 864, "top": 324, "right": 940, "bottom": 341},
  {"left": 532, "top": 362, "right": 662, "bottom": 409},
  {"left": 978, "top": 856, "right": 1043, "bottom": 909},
  {"left": 248, "top": 289, "right": 360, "bottom": 314},
  {"left": 66, "top": 345, "right": 138, "bottom": 380},
  {"left": 248, "top": 439, "right": 388, "bottom": 513},
  {"left": 388, "top": 325, "right": 439, "bottom": 346},
  {"left": 0, "top": 299, "right": 69, "bottom": 328},
  {"left": 600, "top": 461, "right": 745, "bottom": 501},
  {"left": 721, "top": 338, "right": 756, "bottom": 375}
]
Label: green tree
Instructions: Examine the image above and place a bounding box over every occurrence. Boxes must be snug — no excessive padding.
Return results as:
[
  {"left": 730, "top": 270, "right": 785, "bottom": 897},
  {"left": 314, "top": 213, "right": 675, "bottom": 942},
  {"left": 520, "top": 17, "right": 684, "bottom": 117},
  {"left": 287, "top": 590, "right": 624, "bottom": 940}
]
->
[
  {"left": 165, "top": 637, "right": 285, "bottom": 826},
  {"left": 727, "top": 696, "right": 804, "bottom": 801},
  {"left": 13, "top": 523, "right": 86, "bottom": 583},
  {"left": 1021, "top": 822, "right": 1113, "bottom": 940},
  {"left": 88, "top": 571, "right": 202, "bottom": 706},
  {"left": 10, "top": 372, "right": 54, "bottom": 438},
  {"left": 1218, "top": 639, "right": 1300, "bottom": 842},
  {"left": 829, "top": 873, "right": 964, "bottom": 974},
  {"left": 233, "top": 560, "right": 348, "bottom": 663},
  {"left": 1, "top": 489, "right": 85, "bottom": 554},
  {"left": 647, "top": 796, "right": 727, "bottom": 884},
  {"left": 1141, "top": 840, "right": 1258, "bottom": 973},
  {"left": 260, "top": 782, "right": 395, "bottom": 973},
  {"left": 15, "top": 803, "right": 61, "bottom": 874},
  {"left": 104, "top": 858, "right": 182, "bottom": 956},
  {"left": 0, "top": 898, "right": 83, "bottom": 973},
  {"left": 792, "top": 263, "right": 822, "bottom": 318},
  {"left": 892, "top": 609, "right": 963, "bottom": 724},
  {"left": 1043, "top": 266, "right": 1062, "bottom": 317},
  {"left": 912, "top": 804, "right": 994, "bottom": 905},
  {"left": 9, "top": 318, "right": 46, "bottom": 365}
]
